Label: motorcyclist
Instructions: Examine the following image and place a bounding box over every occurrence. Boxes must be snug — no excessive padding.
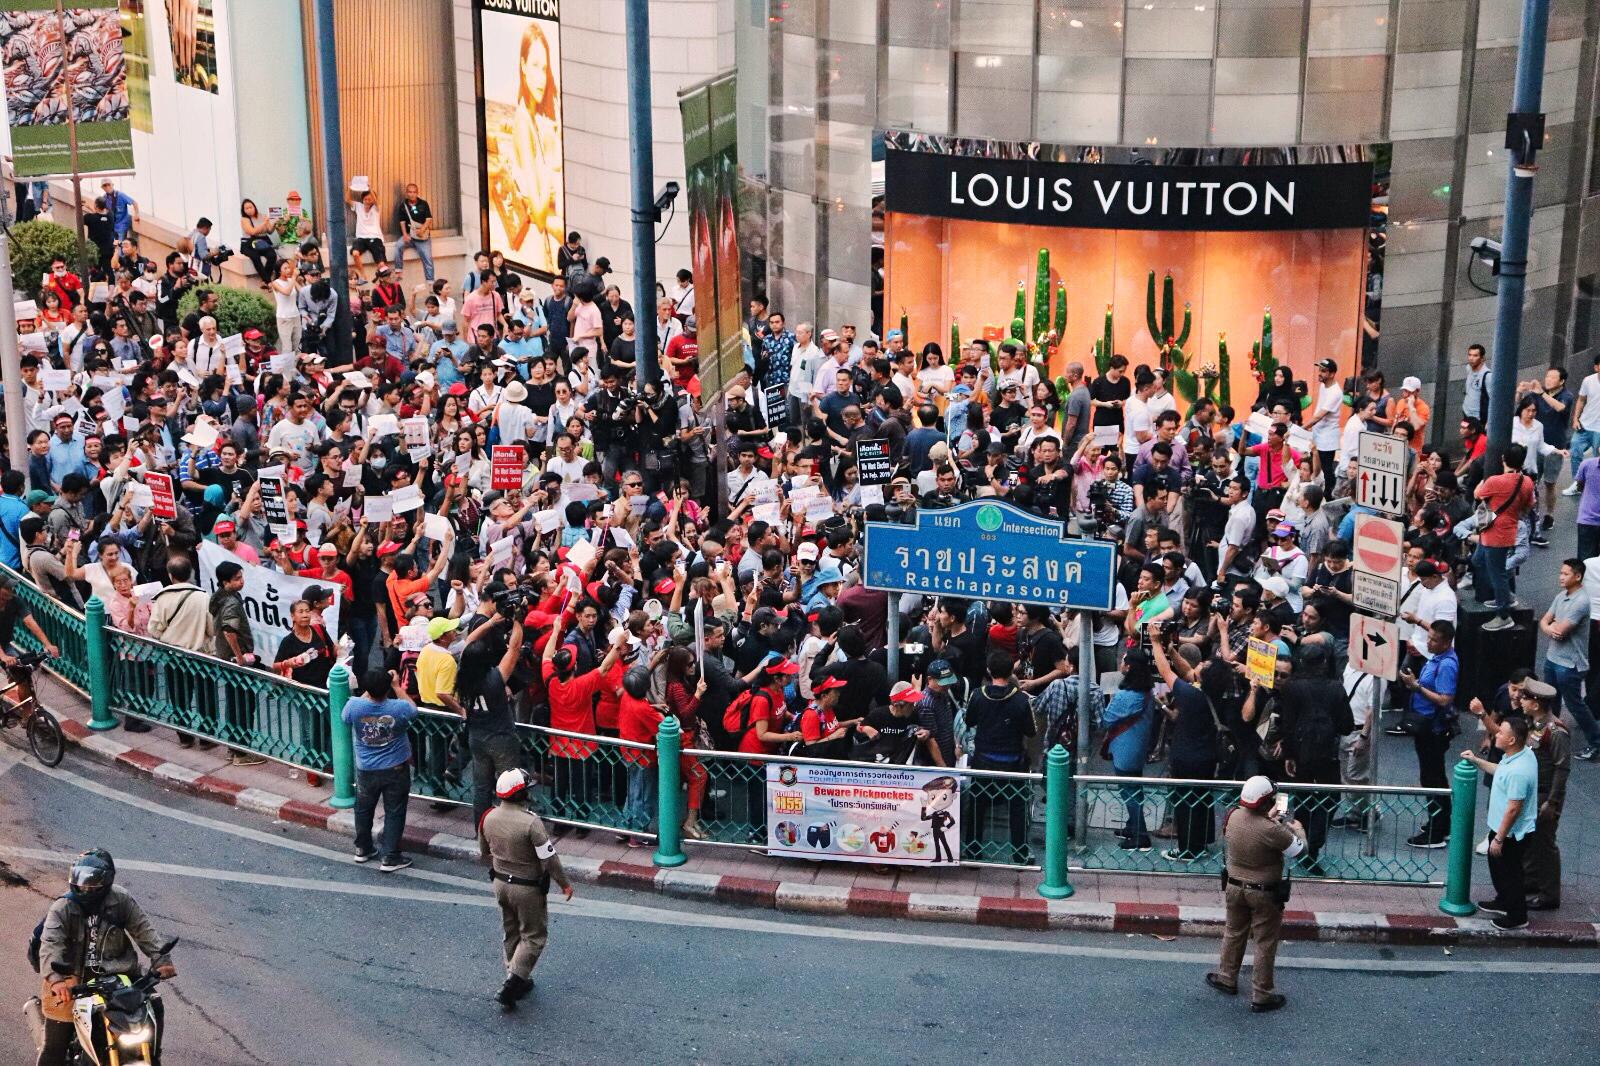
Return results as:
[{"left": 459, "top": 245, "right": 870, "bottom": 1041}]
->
[{"left": 33, "top": 850, "right": 176, "bottom": 1066}]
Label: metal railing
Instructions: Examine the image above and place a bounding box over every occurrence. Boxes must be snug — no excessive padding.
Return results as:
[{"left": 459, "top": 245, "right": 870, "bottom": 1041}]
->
[{"left": 3, "top": 566, "right": 1489, "bottom": 908}]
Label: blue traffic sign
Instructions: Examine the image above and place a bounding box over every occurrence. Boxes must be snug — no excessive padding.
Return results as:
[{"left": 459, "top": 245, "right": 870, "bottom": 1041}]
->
[{"left": 862, "top": 499, "right": 1118, "bottom": 611}]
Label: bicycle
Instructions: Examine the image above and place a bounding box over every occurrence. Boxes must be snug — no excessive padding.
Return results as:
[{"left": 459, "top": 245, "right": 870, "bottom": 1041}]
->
[{"left": 0, "top": 650, "right": 64, "bottom": 767}]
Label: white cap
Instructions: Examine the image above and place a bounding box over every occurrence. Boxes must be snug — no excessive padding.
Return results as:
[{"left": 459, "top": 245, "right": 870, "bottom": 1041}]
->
[
  {"left": 1258, "top": 574, "right": 1290, "bottom": 601},
  {"left": 1240, "top": 776, "right": 1276, "bottom": 808},
  {"left": 796, "top": 542, "right": 819, "bottom": 561},
  {"left": 1400, "top": 375, "right": 1422, "bottom": 393},
  {"left": 494, "top": 768, "right": 531, "bottom": 799}
]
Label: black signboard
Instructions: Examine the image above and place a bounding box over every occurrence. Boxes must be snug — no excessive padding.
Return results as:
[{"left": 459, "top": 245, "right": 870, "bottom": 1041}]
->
[
  {"left": 855, "top": 439, "right": 894, "bottom": 485},
  {"left": 884, "top": 149, "right": 1373, "bottom": 232},
  {"left": 764, "top": 383, "right": 788, "bottom": 430}
]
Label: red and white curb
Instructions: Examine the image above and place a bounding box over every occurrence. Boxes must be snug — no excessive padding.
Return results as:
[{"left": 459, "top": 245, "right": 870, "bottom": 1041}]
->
[{"left": 39, "top": 719, "right": 1600, "bottom": 948}]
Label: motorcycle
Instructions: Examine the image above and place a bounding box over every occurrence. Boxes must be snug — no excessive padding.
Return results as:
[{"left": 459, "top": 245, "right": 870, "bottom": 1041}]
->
[{"left": 29, "top": 937, "right": 179, "bottom": 1066}]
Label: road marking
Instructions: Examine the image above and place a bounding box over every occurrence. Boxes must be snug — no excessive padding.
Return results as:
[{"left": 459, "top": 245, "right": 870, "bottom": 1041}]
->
[{"left": 4, "top": 842, "right": 1597, "bottom": 978}]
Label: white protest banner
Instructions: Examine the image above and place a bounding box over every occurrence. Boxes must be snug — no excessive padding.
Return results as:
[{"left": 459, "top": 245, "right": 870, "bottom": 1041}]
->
[
  {"left": 221, "top": 334, "right": 245, "bottom": 356},
  {"left": 1090, "top": 425, "right": 1120, "bottom": 449},
  {"left": 565, "top": 539, "right": 597, "bottom": 571},
  {"left": 17, "top": 332, "right": 47, "bottom": 354},
  {"left": 197, "top": 540, "right": 343, "bottom": 659},
  {"left": 14, "top": 299, "right": 37, "bottom": 319},
  {"left": 391, "top": 485, "right": 424, "bottom": 513},
  {"left": 407, "top": 445, "right": 432, "bottom": 463},
  {"left": 397, "top": 623, "right": 429, "bottom": 652},
  {"left": 364, "top": 494, "right": 393, "bottom": 523},
  {"left": 131, "top": 581, "right": 163, "bottom": 602},
  {"left": 269, "top": 351, "right": 296, "bottom": 375},
  {"left": 533, "top": 509, "right": 560, "bottom": 533},
  {"left": 693, "top": 599, "right": 705, "bottom": 674},
  {"left": 343, "top": 371, "right": 373, "bottom": 389},
  {"left": 40, "top": 368, "right": 70, "bottom": 392},
  {"left": 173, "top": 365, "right": 201, "bottom": 389},
  {"left": 609, "top": 526, "right": 635, "bottom": 549},
  {"left": 342, "top": 464, "right": 363, "bottom": 489},
  {"left": 859, "top": 484, "right": 885, "bottom": 508},
  {"left": 487, "top": 536, "right": 514, "bottom": 566},
  {"left": 369, "top": 413, "right": 401, "bottom": 439},
  {"left": 1286, "top": 425, "right": 1314, "bottom": 454},
  {"left": 765, "top": 763, "right": 961, "bottom": 866},
  {"left": 1245, "top": 410, "right": 1274, "bottom": 439},
  {"left": 422, "top": 513, "right": 452, "bottom": 543},
  {"left": 402, "top": 417, "right": 430, "bottom": 448},
  {"left": 181, "top": 420, "right": 220, "bottom": 451}
]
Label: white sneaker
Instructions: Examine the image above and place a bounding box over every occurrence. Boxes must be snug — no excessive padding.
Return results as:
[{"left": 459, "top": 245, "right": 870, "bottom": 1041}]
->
[
  {"left": 1481, "top": 616, "right": 1515, "bottom": 632},
  {"left": 1562, "top": 483, "right": 1581, "bottom": 497},
  {"left": 1474, "top": 834, "right": 1490, "bottom": 856}
]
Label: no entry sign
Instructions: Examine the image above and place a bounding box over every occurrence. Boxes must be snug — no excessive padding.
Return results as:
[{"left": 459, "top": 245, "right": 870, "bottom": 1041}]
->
[{"left": 1352, "top": 512, "right": 1404, "bottom": 616}]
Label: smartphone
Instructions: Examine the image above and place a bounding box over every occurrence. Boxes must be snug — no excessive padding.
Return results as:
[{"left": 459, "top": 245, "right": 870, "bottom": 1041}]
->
[
  {"left": 67, "top": 530, "right": 80, "bottom": 542},
  {"left": 1273, "top": 792, "right": 1290, "bottom": 817}
]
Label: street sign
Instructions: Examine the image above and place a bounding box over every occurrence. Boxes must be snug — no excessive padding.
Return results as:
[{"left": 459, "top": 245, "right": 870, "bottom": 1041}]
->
[
  {"left": 1246, "top": 638, "right": 1278, "bottom": 689},
  {"left": 862, "top": 499, "right": 1116, "bottom": 610},
  {"left": 1352, "top": 512, "right": 1405, "bottom": 615},
  {"left": 1350, "top": 613, "right": 1400, "bottom": 680},
  {"left": 1356, "top": 431, "right": 1408, "bottom": 516}
]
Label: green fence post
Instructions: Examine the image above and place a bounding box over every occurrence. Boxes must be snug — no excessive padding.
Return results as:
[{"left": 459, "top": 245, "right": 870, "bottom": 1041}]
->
[
  {"left": 653, "top": 715, "right": 687, "bottom": 868},
  {"left": 1439, "top": 758, "right": 1478, "bottom": 917},
  {"left": 1038, "top": 744, "right": 1074, "bottom": 899},
  {"left": 84, "top": 596, "right": 116, "bottom": 731},
  {"left": 326, "top": 665, "right": 356, "bottom": 810}
]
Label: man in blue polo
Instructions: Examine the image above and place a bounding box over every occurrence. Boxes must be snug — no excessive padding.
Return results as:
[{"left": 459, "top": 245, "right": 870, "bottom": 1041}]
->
[
  {"left": 1459, "top": 714, "right": 1537, "bottom": 929},
  {"left": 0, "top": 471, "right": 27, "bottom": 569},
  {"left": 1398, "top": 619, "right": 1459, "bottom": 848},
  {"left": 100, "top": 179, "right": 139, "bottom": 239}
]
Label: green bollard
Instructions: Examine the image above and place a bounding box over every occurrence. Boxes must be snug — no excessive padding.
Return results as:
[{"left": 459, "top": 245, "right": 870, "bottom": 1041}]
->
[
  {"left": 653, "top": 715, "right": 687, "bottom": 867},
  {"left": 85, "top": 596, "right": 117, "bottom": 731},
  {"left": 326, "top": 664, "right": 356, "bottom": 810},
  {"left": 1438, "top": 758, "right": 1478, "bottom": 917},
  {"left": 1038, "top": 744, "right": 1074, "bottom": 899}
]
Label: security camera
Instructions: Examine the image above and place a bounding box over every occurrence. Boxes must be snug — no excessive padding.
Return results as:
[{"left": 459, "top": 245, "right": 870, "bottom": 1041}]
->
[
  {"left": 653, "top": 182, "right": 681, "bottom": 214},
  {"left": 1469, "top": 236, "right": 1503, "bottom": 261}
]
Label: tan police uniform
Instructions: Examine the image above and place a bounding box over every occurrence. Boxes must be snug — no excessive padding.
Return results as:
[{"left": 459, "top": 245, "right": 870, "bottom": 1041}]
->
[
  {"left": 1213, "top": 804, "right": 1304, "bottom": 1003},
  {"left": 480, "top": 802, "right": 572, "bottom": 981}
]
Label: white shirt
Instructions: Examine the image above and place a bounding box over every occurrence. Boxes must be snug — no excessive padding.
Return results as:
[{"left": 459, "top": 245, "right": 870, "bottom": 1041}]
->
[
  {"left": 1408, "top": 580, "right": 1458, "bottom": 657},
  {"left": 496, "top": 401, "right": 535, "bottom": 445},
  {"left": 1221, "top": 500, "right": 1256, "bottom": 551},
  {"left": 1310, "top": 381, "right": 1343, "bottom": 450},
  {"left": 789, "top": 342, "right": 824, "bottom": 399},
  {"left": 1582, "top": 554, "right": 1600, "bottom": 620},
  {"left": 190, "top": 338, "right": 227, "bottom": 376},
  {"left": 998, "top": 364, "right": 1039, "bottom": 397},
  {"left": 1337, "top": 414, "right": 1365, "bottom": 464},
  {"left": 1147, "top": 390, "right": 1177, "bottom": 421},
  {"left": 1578, "top": 374, "right": 1600, "bottom": 433},
  {"left": 265, "top": 417, "right": 324, "bottom": 462},
  {"left": 1341, "top": 664, "right": 1376, "bottom": 726},
  {"left": 352, "top": 201, "right": 383, "bottom": 240},
  {"left": 813, "top": 356, "right": 852, "bottom": 394},
  {"left": 1123, "top": 394, "right": 1152, "bottom": 456},
  {"left": 669, "top": 283, "right": 694, "bottom": 318},
  {"left": 544, "top": 454, "right": 586, "bottom": 485},
  {"left": 1511, "top": 417, "right": 1552, "bottom": 475},
  {"left": 1254, "top": 546, "right": 1308, "bottom": 612},
  {"left": 1062, "top": 583, "right": 1130, "bottom": 648}
]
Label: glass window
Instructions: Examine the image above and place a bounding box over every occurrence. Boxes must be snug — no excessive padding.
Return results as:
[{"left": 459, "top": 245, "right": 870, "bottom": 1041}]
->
[
  {"left": 1211, "top": 95, "right": 1300, "bottom": 144},
  {"left": 1301, "top": 55, "right": 1388, "bottom": 141},
  {"left": 1214, "top": 57, "right": 1301, "bottom": 94},
  {"left": 883, "top": 46, "right": 952, "bottom": 133},
  {"left": 955, "top": 0, "right": 1036, "bottom": 53},
  {"left": 1306, "top": 0, "right": 1391, "bottom": 55},
  {"left": 888, "top": 0, "right": 951, "bottom": 49},
  {"left": 820, "top": 41, "right": 876, "bottom": 128},
  {"left": 1124, "top": 59, "right": 1213, "bottom": 145},
  {"left": 1036, "top": 54, "right": 1121, "bottom": 143},
  {"left": 1395, "top": 0, "right": 1468, "bottom": 52},
  {"left": 1126, "top": 0, "right": 1218, "bottom": 59},
  {"left": 955, "top": 52, "right": 1033, "bottom": 140},
  {"left": 1039, "top": 0, "right": 1125, "bottom": 55},
  {"left": 1216, "top": 0, "right": 1306, "bottom": 59}
]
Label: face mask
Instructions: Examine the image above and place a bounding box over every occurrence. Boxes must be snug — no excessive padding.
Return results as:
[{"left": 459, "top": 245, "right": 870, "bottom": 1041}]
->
[{"left": 370, "top": 455, "right": 387, "bottom": 470}]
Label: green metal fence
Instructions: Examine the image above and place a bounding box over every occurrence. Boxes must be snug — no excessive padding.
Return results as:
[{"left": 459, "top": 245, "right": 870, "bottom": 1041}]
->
[
  {"left": 107, "top": 629, "right": 333, "bottom": 772},
  {"left": 6, "top": 568, "right": 90, "bottom": 691},
  {"left": 1072, "top": 774, "right": 1449, "bottom": 884}
]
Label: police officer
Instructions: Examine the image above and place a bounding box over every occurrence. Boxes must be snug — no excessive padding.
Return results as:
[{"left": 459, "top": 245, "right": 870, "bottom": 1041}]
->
[
  {"left": 480, "top": 768, "right": 574, "bottom": 1010},
  {"left": 1205, "top": 776, "right": 1306, "bottom": 1013}
]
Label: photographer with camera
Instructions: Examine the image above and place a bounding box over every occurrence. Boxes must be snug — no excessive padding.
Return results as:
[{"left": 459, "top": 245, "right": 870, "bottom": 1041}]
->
[
  {"left": 586, "top": 365, "right": 638, "bottom": 484},
  {"left": 154, "top": 251, "right": 197, "bottom": 333}
]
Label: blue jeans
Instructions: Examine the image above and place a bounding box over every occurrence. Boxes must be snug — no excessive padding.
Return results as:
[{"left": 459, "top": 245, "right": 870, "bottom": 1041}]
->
[
  {"left": 623, "top": 762, "right": 658, "bottom": 832},
  {"left": 1570, "top": 429, "right": 1600, "bottom": 477},
  {"left": 347, "top": 611, "right": 378, "bottom": 677},
  {"left": 1115, "top": 763, "right": 1149, "bottom": 845},
  {"left": 1471, "top": 544, "right": 1512, "bottom": 618},
  {"left": 1546, "top": 659, "right": 1600, "bottom": 747},
  {"left": 392, "top": 235, "right": 435, "bottom": 280}
]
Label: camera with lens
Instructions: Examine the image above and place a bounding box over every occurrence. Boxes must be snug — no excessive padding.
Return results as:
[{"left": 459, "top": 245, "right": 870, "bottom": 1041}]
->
[
  {"left": 1210, "top": 588, "right": 1233, "bottom": 615},
  {"left": 206, "top": 244, "right": 236, "bottom": 266},
  {"left": 489, "top": 584, "right": 529, "bottom": 619},
  {"left": 1086, "top": 481, "right": 1112, "bottom": 507}
]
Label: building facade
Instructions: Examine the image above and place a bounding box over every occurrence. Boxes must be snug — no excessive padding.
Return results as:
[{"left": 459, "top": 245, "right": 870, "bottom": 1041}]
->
[{"left": 747, "top": 0, "right": 1600, "bottom": 432}]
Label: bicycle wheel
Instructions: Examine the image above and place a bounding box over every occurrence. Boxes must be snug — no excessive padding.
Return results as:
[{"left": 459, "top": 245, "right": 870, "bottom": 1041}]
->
[{"left": 27, "top": 708, "right": 64, "bottom": 767}]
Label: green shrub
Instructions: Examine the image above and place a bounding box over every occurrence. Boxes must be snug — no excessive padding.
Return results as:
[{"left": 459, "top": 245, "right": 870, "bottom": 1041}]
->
[
  {"left": 175, "top": 284, "right": 277, "bottom": 343},
  {"left": 10, "top": 220, "right": 90, "bottom": 300}
]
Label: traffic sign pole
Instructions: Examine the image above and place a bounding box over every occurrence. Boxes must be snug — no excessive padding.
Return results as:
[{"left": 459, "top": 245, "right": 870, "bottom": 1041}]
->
[{"left": 1365, "top": 678, "right": 1382, "bottom": 857}]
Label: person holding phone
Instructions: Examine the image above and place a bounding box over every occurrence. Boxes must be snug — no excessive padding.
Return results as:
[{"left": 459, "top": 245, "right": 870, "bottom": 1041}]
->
[{"left": 1206, "top": 776, "right": 1306, "bottom": 1013}]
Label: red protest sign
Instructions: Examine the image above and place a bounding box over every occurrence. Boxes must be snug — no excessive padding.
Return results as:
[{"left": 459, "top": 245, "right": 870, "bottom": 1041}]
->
[
  {"left": 146, "top": 472, "right": 177, "bottom": 519},
  {"left": 491, "top": 446, "right": 524, "bottom": 491}
]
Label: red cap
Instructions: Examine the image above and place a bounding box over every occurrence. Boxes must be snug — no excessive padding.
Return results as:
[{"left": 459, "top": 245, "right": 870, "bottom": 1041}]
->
[
  {"left": 447, "top": 382, "right": 467, "bottom": 396},
  {"left": 813, "top": 676, "right": 847, "bottom": 693},
  {"left": 377, "top": 540, "right": 402, "bottom": 557},
  {"left": 212, "top": 519, "right": 235, "bottom": 534},
  {"left": 763, "top": 656, "right": 800, "bottom": 676},
  {"left": 242, "top": 328, "right": 264, "bottom": 340},
  {"left": 652, "top": 577, "right": 675, "bottom": 595},
  {"left": 889, "top": 683, "right": 923, "bottom": 703}
]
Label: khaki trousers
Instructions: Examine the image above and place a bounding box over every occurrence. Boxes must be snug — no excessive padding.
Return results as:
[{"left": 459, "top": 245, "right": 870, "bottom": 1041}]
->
[
  {"left": 494, "top": 880, "right": 550, "bottom": 980},
  {"left": 1216, "top": 884, "right": 1284, "bottom": 1001}
]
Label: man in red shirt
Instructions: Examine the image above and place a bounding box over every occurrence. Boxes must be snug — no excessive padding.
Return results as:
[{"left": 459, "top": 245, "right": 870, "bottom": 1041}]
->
[
  {"left": 617, "top": 666, "right": 661, "bottom": 847},
  {"left": 664, "top": 316, "right": 700, "bottom": 391},
  {"left": 796, "top": 675, "right": 854, "bottom": 758},
  {"left": 540, "top": 611, "right": 623, "bottom": 833},
  {"left": 1472, "top": 442, "right": 1534, "bottom": 632},
  {"left": 299, "top": 542, "right": 354, "bottom": 602}
]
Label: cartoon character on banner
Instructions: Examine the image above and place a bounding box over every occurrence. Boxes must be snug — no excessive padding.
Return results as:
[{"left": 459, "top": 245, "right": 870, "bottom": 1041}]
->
[{"left": 920, "top": 776, "right": 958, "bottom": 864}]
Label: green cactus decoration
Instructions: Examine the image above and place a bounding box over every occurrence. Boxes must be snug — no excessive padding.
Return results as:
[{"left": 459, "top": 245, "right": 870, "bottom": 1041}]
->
[
  {"left": 1215, "top": 334, "right": 1232, "bottom": 407},
  {"left": 1052, "top": 281, "right": 1067, "bottom": 341},
  {"left": 1168, "top": 345, "right": 1199, "bottom": 407},
  {"left": 1012, "top": 283, "right": 1026, "bottom": 328},
  {"left": 1092, "top": 304, "right": 1113, "bottom": 378},
  {"left": 1032, "top": 249, "right": 1051, "bottom": 344},
  {"left": 899, "top": 310, "right": 909, "bottom": 348},
  {"left": 1010, "top": 316, "right": 1026, "bottom": 342},
  {"left": 1144, "top": 270, "right": 1193, "bottom": 373},
  {"left": 950, "top": 319, "right": 960, "bottom": 356},
  {"left": 1053, "top": 373, "right": 1072, "bottom": 433},
  {"left": 1249, "top": 309, "right": 1275, "bottom": 395}
]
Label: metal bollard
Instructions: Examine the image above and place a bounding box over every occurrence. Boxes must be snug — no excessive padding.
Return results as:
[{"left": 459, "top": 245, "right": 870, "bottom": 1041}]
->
[
  {"left": 653, "top": 715, "right": 687, "bottom": 867},
  {"left": 85, "top": 596, "right": 117, "bottom": 731},
  {"left": 326, "top": 664, "right": 356, "bottom": 810},
  {"left": 1038, "top": 744, "right": 1075, "bottom": 899},
  {"left": 1438, "top": 758, "right": 1479, "bottom": 917}
]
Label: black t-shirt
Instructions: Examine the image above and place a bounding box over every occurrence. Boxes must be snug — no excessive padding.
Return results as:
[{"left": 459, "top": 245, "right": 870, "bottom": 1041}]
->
[
  {"left": 197, "top": 464, "right": 255, "bottom": 506},
  {"left": 1023, "top": 625, "right": 1067, "bottom": 682},
  {"left": 942, "top": 625, "right": 987, "bottom": 687},
  {"left": 1166, "top": 677, "right": 1216, "bottom": 767},
  {"left": 1308, "top": 564, "right": 1354, "bottom": 639},
  {"left": 458, "top": 637, "right": 516, "bottom": 738},
  {"left": 828, "top": 657, "right": 889, "bottom": 721},
  {"left": 860, "top": 705, "right": 921, "bottom": 764},
  {"left": 0, "top": 597, "right": 32, "bottom": 647},
  {"left": 1089, "top": 375, "right": 1131, "bottom": 427},
  {"left": 274, "top": 625, "right": 335, "bottom": 687},
  {"left": 395, "top": 197, "right": 432, "bottom": 235}
]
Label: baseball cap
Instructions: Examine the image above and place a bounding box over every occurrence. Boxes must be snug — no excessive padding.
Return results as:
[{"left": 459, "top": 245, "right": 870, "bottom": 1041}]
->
[
  {"left": 820, "top": 328, "right": 838, "bottom": 341},
  {"left": 814, "top": 566, "right": 844, "bottom": 586},
  {"left": 926, "top": 659, "right": 958, "bottom": 686},
  {"left": 426, "top": 616, "right": 461, "bottom": 641},
  {"left": 752, "top": 606, "right": 781, "bottom": 627},
  {"left": 889, "top": 681, "right": 922, "bottom": 703},
  {"left": 951, "top": 384, "right": 972, "bottom": 397},
  {"left": 376, "top": 540, "right": 402, "bottom": 556},
  {"left": 795, "top": 542, "right": 819, "bottom": 562},
  {"left": 813, "top": 675, "right": 847, "bottom": 693},
  {"left": 1259, "top": 574, "right": 1290, "bottom": 601},
  {"left": 211, "top": 518, "right": 235, "bottom": 534},
  {"left": 762, "top": 653, "right": 799, "bottom": 676},
  {"left": 242, "top": 328, "right": 264, "bottom": 341},
  {"left": 1414, "top": 560, "right": 1441, "bottom": 578},
  {"left": 286, "top": 190, "right": 302, "bottom": 201},
  {"left": 441, "top": 321, "right": 458, "bottom": 334},
  {"left": 23, "top": 489, "right": 54, "bottom": 507},
  {"left": 304, "top": 586, "right": 333, "bottom": 605},
  {"left": 1315, "top": 358, "right": 1338, "bottom": 372},
  {"left": 1272, "top": 522, "right": 1296, "bottom": 537},
  {"left": 886, "top": 329, "right": 903, "bottom": 340},
  {"left": 1240, "top": 776, "right": 1276, "bottom": 809},
  {"left": 651, "top": 577, "right": 675, "bottom": 596},
  {"left": 1401, "top": 375, "right": 1423, "bottom": 393},
  {"left": 447, "top": 382, "right": 467, "bottom": 396}
]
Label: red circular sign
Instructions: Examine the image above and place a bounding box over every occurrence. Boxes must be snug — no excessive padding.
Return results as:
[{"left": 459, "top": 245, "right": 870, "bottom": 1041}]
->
[{"left": 1355, "top": 515, "right": 1401, "bottom": 576}]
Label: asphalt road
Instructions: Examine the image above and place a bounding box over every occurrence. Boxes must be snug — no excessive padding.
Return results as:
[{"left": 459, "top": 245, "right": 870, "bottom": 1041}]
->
[{"left": 1, "top": 745, "right": 1596, "bottom": 1066}]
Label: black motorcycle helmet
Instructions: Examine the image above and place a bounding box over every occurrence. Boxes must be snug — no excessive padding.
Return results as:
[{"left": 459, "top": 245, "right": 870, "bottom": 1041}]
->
[{"left": 68, "top": 851, "right": 115, "bottom": 909}]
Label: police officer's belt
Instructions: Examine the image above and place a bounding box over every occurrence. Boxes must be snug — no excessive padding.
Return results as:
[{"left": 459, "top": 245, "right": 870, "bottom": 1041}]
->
[
  {"left": 490, "top": 869, "right": 544, "bottom": 887},
  {"left": 1226, "top": 875, "right": 1282, "bottom": 892}
]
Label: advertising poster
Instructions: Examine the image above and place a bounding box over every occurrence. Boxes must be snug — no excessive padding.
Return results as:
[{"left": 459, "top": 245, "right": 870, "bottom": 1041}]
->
[
  {"left": 708, "top": 74, "right": 743, "bottom": 389},
  {"left": 197, "top": 541, "right": 342, "bottom": 660},
  {"left": 677, "top": 82, "right": 721, "bottom": 390},
  {"left": 476, "top": 0, "right": 564, "bottom": 278},
  {"left": 164, "top": 0, "right": 218, "bottom": 93},
  {"left": 3, "top": 0, "right": 134, "bottom": 178},
  {"left": 766, "top": 762, "right": 961, "bottom": 867},
  {"left": 118, "top": 0, "right": 151, "bottom": 131}
]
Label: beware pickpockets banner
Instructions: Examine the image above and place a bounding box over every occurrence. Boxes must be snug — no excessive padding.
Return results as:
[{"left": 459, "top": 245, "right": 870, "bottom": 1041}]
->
[{"left": 766, "top": 762, "right": 960, "bottom": 867}]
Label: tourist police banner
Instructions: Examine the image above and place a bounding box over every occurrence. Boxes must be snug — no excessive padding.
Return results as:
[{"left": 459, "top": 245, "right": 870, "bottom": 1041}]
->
[{"left": 766, "top": 762, "right": 960, "bottom": 867}]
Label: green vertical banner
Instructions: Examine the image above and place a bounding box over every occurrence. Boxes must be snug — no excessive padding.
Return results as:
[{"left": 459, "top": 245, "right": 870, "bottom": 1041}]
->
[
  {"left": 708, "top": 73, "right": 744, "bottom": 390},
  {"left": 678, "top": 82, "right": 719, "bottom": 394},
  {"left": 4, "top": 0, "right": 136, "bottom": 178}
]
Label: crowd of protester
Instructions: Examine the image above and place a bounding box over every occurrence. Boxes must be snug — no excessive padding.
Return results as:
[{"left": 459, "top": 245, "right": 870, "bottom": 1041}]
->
[{"left": 2, "top": 208, "right": 1593, "bottom": 916}]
